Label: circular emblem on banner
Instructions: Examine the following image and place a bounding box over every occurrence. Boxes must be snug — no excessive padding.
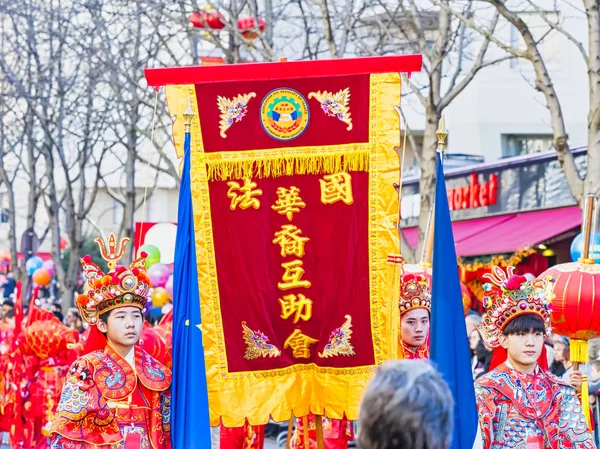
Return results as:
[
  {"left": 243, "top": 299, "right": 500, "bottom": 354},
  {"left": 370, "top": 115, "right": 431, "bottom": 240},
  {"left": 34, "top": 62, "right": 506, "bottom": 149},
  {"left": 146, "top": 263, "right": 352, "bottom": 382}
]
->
[{"left": 260, "top": 89, "right": 310, "bottom": 141}]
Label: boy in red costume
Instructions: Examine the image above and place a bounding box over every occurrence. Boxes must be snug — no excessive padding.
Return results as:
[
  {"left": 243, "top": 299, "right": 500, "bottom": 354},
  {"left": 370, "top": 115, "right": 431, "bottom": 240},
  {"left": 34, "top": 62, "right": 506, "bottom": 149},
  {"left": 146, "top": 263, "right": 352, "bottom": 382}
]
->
[
  {"left": 398, "top": 272, "right": 431, "bottom": 360},
  {"left": 50, "top": 234, "right": 172, "bottom": 449},
  {"left": 475, "top": 266, "right": 595, "bottom": 449}
]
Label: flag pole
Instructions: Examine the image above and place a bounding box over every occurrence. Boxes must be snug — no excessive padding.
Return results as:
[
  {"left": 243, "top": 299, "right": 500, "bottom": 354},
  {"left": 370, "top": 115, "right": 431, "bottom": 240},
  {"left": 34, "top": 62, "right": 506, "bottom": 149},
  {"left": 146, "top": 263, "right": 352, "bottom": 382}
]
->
[{"left": 315, "top": 415, "right": 325, "bottom": 449}]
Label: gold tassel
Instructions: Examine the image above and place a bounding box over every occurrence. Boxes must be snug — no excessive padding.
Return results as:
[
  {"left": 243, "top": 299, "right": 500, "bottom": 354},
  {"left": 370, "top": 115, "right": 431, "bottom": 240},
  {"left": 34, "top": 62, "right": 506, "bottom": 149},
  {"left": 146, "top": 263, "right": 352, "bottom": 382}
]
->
[
  {"left": 581, "top": 375, "right": 592, "bottom": 429},
  {"left": 571, "top": 339, "right": 589, "bottom": 364},
  {"left": 203, "top": 151, "right": 370, "bottom": 181}
]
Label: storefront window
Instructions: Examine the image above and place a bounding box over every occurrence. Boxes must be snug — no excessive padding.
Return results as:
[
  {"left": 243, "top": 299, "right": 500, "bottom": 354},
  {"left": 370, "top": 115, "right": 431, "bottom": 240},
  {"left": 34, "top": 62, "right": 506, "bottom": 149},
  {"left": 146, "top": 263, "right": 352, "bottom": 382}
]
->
[{"left": 501, "top": 134, "right": 554, "bottom": 157}]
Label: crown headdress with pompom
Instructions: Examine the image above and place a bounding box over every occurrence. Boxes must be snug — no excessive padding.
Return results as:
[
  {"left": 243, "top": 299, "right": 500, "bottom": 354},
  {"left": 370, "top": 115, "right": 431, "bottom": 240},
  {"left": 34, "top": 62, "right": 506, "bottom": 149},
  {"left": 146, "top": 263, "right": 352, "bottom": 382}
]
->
[
  {"left": 476, "top": 266, "right": 555, "bottom": 348},
  {"left": 399, "top": 273, "right": 431, "bottom": 315},
  {"left": 76, "top": 234, "right": 150, "bottom": 325}
]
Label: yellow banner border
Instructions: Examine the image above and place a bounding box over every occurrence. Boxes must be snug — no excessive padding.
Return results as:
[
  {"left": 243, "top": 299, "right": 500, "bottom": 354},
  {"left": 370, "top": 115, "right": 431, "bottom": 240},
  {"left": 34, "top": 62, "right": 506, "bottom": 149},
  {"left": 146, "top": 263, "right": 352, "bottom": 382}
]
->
[{"left": 167, "top": 73, "right": 401, "bottom": 426}]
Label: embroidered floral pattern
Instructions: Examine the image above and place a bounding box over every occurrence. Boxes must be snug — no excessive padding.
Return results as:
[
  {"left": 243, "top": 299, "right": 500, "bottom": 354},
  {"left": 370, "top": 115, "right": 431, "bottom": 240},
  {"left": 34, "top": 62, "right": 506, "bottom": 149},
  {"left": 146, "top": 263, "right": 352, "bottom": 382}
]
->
[
  {"left": 319, "top": 315, "right": 355, "bottom": 358},
  {"left": 217, "top": 93, "right": 257, "bottom": 138},
  {"left": 308, "top": 88, "right": 352, "bottom": 130},
  {"left": 242, "top": 322, "right": 281, "bottom": 360}
]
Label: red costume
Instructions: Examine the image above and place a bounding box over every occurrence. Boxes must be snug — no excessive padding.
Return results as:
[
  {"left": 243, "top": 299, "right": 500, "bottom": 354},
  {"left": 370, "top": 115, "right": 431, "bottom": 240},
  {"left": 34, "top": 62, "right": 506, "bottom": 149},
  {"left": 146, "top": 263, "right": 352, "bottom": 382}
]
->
[
  {"left": 49, "top": 234, "right": 172, "bottom": 449},
  {"left": 398, "top": 272, "right": 431, "bottom": 360},
  {"left": 292, "top": 415, "right": 354, "bottom": 449},
  {"left": 220, "top": 423, "right": 266, "bottom": 449},
  {"left": 0, "top": 317, "right": 15, "bottom": 434},
  {"left": 475, "top": 266, "right": 596, "bottom": 449}
]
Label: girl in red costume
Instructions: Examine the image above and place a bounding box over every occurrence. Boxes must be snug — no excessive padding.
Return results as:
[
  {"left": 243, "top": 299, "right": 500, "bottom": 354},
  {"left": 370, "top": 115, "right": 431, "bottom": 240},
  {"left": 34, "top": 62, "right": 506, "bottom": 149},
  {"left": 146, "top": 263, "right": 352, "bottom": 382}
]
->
[{"left": 50, "top": 234, "right": 172, "bottom": 449}]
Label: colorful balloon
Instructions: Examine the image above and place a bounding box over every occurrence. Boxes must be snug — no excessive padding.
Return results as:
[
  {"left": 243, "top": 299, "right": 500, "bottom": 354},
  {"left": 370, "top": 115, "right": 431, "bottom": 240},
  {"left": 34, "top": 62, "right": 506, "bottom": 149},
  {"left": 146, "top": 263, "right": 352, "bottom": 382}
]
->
[
  {"left": 165, "top": 275, "right": 174, "bottom": 296},
  {"left": 570, "top": 232, "right": 600, "bottom": 263},
  {"left": 26, "top": 256, "right": 44, "bottom": 276},
  {"left": 151, "top": 287, "right": 171, "bottom": 307},
  {"left": 144, "top": 223, "right": 178, "bottom": 265},
  {"left": 147, "top": 263, "right": 171, "bottom": 288},
  {"left": 32, "top": 268, "right": 51, "bottom": 286},
  {"left": 139, "top": 244, "right": 161, "bottom": 268},
  {"left": 43, "top": 259, "right": 55, "bottom": 277}
]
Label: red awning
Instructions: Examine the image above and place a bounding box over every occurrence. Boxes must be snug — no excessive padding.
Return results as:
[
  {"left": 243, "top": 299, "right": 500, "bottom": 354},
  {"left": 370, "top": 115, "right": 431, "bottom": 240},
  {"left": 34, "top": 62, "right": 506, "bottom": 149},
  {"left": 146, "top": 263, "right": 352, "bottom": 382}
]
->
[{"left": 402, "top": 206, "right": 581, "bottom": 257}]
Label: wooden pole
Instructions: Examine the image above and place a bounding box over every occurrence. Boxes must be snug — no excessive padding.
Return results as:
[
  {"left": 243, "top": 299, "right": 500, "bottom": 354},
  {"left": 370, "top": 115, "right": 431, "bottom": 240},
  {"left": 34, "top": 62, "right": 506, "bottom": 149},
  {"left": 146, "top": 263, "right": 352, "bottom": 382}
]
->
[
  {"left": 303, "top": 416, "right": 310, "bottom": 449},
  {"left": 286, "top": 418, "right": 293, "bottom": 449},
  {"left": 581, "top": 194, "right": 596, "bottom": 263},
  {"left": 420, "top": 208, "right": 435, "bottom": 267},
  {"left": 315, "top": 415, "right": 325, "bottom": 449}
]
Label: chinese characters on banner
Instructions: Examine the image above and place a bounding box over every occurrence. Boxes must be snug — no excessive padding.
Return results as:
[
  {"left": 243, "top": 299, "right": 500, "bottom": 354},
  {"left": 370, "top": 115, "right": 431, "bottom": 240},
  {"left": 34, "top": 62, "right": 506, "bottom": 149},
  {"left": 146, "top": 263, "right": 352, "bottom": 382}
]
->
[{"left": 152, "top": 56, "right": 423, "bottom": 426}]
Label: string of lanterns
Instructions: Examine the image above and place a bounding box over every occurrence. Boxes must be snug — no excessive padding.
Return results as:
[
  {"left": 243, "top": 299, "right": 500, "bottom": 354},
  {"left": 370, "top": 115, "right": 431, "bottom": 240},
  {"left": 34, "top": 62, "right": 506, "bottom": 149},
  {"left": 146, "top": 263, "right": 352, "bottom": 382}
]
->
[{"left": 189, "top": 7, "right": 266, "bottom": 41}]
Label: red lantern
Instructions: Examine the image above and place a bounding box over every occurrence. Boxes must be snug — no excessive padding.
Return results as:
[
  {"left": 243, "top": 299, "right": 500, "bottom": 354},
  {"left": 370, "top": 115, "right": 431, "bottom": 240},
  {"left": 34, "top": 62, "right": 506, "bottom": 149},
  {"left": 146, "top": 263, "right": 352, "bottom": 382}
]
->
[
  {"left": 539, "top": 260, "right": 600, "bottom": 427},
  {"left": 190, "top": 9, "right": 225, "bottom": 30},
  {"left": 540, "top": 262, "right": 600, "bottom": 342},
  {"left": 237, "top": 16, "right": 266, "bottom": 40},
  {"left": 60, "top": 237, "right": 68, "bottom": 250}
]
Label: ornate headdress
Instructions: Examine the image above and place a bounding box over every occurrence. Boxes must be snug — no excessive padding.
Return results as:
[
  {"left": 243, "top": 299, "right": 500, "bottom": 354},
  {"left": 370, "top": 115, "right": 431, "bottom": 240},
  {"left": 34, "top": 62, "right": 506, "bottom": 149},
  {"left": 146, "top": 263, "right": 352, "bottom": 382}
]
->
[
  {"left": 76, "top": 234, "right": 150, "bottom": 325},
  {"left": 477, "top": 266, "right": 554, "bottom": 348},
  {"left": 399, "top": 273, "right": 431, "bottom": 315}
]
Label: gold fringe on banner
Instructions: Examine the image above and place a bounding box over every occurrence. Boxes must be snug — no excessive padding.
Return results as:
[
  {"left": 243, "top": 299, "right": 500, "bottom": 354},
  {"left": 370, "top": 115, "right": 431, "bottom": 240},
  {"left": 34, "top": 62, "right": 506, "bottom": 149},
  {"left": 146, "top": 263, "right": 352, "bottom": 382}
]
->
[{"left": 195, "top": 145, "right": 371, "bottom": 182}]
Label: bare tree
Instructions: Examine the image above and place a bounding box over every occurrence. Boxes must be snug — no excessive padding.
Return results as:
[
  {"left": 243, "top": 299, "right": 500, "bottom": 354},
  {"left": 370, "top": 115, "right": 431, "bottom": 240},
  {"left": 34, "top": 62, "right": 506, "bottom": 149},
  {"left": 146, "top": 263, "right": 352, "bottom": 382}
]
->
[
  {"left": 140, "top": 0, "right": 505, "bottom": 260},
  {"left": 440, "top": 0, "right": 600, "bottom": 205},
  {"left": 305, "top": 0, "right": 503, "bottom": 259},
  {"left": 0, "top": 0, "right": 118, "bottom": 307},
  {"left": 0, "top": 0, "right": 508, "bottom": 305}
]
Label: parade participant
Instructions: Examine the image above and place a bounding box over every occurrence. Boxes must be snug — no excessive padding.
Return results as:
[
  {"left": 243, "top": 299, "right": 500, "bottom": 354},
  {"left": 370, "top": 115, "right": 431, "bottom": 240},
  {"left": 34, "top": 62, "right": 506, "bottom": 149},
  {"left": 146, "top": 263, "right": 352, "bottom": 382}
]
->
[
  {"left": 1, "top": 299, "right": 13, "bottom": 321},
  {"left": 398, "top": 272, "right": 431, "bottom": 360},
  {"left": 50, "top": 234, "right": 172, "bottom": 449},
  {"left": 290, "top": 269, "right": 432, "bottom": 449},
  {"left": 475, "top": 266, "right": 595, "bottom": 449},
  {"left": 221, "top": 423, "right": 266, "bottom": 449},
  {"left": 18, "top": 295, "right": 83, "bottom": 448},
  {"left": 290, "top": 415, "right": 354, "bottom": 449}
]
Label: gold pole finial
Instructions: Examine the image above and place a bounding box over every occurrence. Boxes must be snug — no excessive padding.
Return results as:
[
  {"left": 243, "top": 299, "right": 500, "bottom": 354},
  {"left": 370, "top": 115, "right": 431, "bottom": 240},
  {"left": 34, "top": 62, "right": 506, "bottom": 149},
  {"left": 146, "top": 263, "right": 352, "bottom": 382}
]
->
[
  {"left": 183, "top": 97, "right": 194, "bottom": 133},
  {"left": 436, "top": 115, "right": 448, "bottom": 153}
]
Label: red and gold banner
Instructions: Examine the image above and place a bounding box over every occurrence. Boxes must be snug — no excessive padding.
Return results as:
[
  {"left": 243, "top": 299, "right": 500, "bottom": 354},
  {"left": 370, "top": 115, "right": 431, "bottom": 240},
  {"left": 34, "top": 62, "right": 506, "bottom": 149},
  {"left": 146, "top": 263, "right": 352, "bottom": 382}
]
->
[{"left": 147, "top": 55, "right": 422, "bottom": 426}]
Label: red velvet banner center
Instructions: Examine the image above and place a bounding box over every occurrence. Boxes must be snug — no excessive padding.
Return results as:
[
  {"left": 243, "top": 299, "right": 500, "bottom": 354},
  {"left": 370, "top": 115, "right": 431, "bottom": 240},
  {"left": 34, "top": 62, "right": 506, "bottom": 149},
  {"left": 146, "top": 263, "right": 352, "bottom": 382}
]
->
[{"left": 208, "top": 171, "right": 373, "bottom": 371}]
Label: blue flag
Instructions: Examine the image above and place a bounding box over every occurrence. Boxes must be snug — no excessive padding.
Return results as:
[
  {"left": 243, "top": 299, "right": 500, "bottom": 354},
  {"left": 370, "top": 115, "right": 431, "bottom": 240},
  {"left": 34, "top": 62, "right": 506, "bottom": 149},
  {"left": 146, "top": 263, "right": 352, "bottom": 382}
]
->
[
  {"left": 172, "top": 131, "right": 212, "bottom": 447},
  {"left": 430, "top": 151, "right": 478, "bottom": 449}
]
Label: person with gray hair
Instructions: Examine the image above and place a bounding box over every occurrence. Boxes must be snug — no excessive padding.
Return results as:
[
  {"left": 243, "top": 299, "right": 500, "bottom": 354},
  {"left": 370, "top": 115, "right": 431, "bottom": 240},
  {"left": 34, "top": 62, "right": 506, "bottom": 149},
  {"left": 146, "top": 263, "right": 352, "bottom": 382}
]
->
[{"left": 358, "top": 359, "right": 454, "bottom": 449}]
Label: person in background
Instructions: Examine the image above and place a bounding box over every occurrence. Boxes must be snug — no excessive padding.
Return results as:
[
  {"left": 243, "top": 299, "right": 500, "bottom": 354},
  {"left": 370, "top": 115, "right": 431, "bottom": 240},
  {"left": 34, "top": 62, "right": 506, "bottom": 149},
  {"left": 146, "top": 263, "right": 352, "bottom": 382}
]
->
[
  {"left": 550, "top": 336, "right": 569, "bottom": 378},
  {"left": 358, "top": 360, "right": 454, "bottom": 449},
  {"left": 470, "top": 329, "right": 482, "bottom": 376},
  {"left": 545, "top": 333, "right": 556, "bottom": 367},
  {"left": 51, "top": 303, "right": 64, "bottom": 323},
  {"left": 466, "top": 313, "right": 482, "bottom": 338},
  {"left": 1, "top": 299, "right": 13, "bottom": 321},
  {"left": 65, "top": 307, "right": 84, "bottom": 333},
  {"left": 0, "top": 273, "right": 16, "bottom": 299},
  {"left": 590, "top": 361, "right": 600, "bottom": 446}
]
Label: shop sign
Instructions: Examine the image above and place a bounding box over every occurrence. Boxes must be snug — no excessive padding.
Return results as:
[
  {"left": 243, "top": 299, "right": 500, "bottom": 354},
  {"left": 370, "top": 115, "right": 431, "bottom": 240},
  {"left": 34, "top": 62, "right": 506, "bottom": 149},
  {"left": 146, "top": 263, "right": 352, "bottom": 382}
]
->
[{"left": 447, "top": 173, "right": 498, "bottom": 211}]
